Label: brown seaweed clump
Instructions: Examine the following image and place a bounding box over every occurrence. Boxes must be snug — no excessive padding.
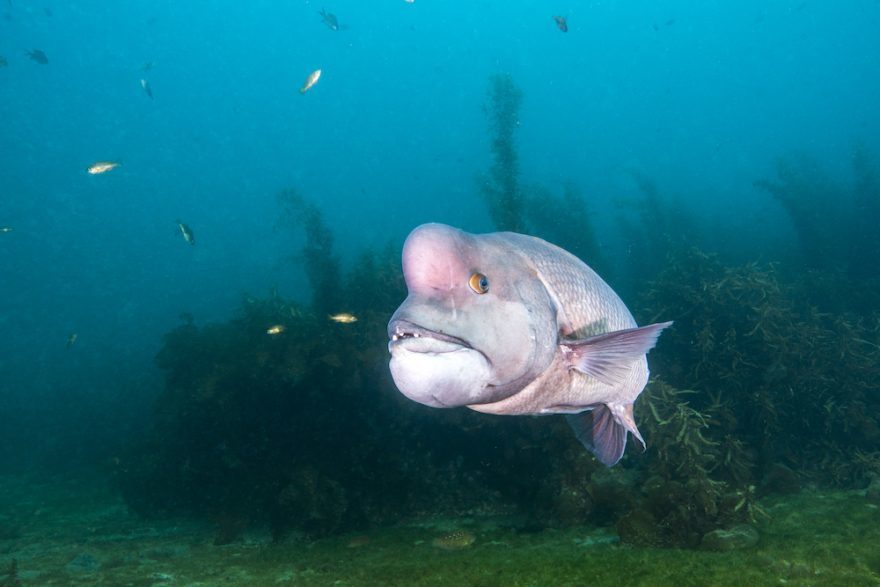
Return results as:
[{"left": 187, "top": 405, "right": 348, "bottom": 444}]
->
[
  {"left": 615, "top": 380, "right": 760, "bottom": 549},
  {"left": 116, "top": 191, "right": 600, "bottom": 541},
  {"left": 638, "top": 248, "right": 880, "bottom": 487}
]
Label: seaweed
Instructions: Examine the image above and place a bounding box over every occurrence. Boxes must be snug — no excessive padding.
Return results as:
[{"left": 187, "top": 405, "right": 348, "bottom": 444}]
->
[
  {"left": 638, "top": 247, "right": 880, "bottom": 487},
  {"left": 614, "top": 172, "right": 703, "bottom": 295},
  {"left": 523, "top": 182, "right": 607, "bottom": 276},
  {"left": 118, "top": 194, "right": 597, "bottom": 538},
  {"left": 753, "top": 147, "right": 880, "bottom": 314},
  {"left": 116, "top": 122, "right": 880, "bottom": 552},
  {"left": 478, "top": 74, "right": 605, "bottom": 274},
  {"left": 480, "top": 73, "right": 525, "bottom": 232},
  {"left": 754, "top": 154, "right": 848, "bottom": 271},
  {"left": 276, "top": 188, "right": 342, "bottom": 317}
]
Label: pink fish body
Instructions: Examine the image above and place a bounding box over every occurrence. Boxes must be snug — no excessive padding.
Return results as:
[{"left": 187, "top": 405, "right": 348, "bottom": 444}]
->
[{"left": 388, "top": 224, "right": 671, "bottom": 466}]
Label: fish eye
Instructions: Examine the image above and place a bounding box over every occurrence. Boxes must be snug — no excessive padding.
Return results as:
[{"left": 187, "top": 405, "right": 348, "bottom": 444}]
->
[{"left": 468, "top": 272, "right": 489, "bottom": 294}]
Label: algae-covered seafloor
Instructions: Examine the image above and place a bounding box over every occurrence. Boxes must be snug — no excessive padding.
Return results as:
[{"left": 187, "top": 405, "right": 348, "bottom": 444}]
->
[{"left": 1, "top": 472, "right": 879, "bottom": 586}]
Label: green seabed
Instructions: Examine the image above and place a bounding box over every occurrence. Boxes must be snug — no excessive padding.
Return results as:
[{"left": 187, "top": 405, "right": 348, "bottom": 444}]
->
[{"left": 2, "top": 473, "right": 878, "bottom": 586}]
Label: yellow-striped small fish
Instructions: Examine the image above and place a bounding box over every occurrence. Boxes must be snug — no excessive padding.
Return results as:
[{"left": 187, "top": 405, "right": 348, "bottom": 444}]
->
[
  {"left": 267, "top": 325, "right": 286, "bottom": 335},
  {"left": 299, "top": 69, "right": 322, "bottom": 94},
  {"left": 87, "top": 161, "right": 120, "bottom": 175},
  {"left": 66, "top": 333, "right": 78, "bottom": 349},
  {"left": 328, "top": 313, "right": 358, "bottom": 324}
]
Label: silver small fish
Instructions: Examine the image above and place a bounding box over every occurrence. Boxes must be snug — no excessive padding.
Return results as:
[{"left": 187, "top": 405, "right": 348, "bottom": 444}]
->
[
  {"left": 300, "top": 69, "right": 322, "bottom": 94},
  {"left": 177, "top": 221, "right": 195, "bottom": 245},
  {"left": 87, "top": 161, "right": 120, "bottom": 175}
]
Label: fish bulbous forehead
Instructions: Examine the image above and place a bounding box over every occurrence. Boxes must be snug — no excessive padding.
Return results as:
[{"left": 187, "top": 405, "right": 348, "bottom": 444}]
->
[{"left": 401, "top": 224, "right": 476, "bottom": 294}]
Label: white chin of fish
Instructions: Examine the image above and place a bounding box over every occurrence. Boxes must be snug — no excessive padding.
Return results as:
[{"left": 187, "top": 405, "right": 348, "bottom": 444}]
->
[{"left": 389, "top": 338, "right": 491, "bottom": 408}]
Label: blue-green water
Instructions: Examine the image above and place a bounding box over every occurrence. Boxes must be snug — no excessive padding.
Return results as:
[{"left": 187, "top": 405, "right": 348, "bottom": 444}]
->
[{"left": 2, "top": 1, "right": 879, "bottom": 584}]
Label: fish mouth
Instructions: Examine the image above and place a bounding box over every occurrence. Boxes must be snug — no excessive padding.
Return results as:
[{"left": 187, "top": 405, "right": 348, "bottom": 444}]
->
[{"left": 388, "top": 319, "right": 471, "bottom": 353}]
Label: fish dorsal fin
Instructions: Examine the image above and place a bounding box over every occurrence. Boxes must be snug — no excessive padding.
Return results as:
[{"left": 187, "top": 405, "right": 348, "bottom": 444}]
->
[{"left": 562, "top": 321, "right": 672, "bottom": 385}]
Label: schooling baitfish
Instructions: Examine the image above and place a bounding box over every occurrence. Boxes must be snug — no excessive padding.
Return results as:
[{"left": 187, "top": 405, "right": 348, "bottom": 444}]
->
[{"left": 387, "top": 223, "right": 672, "bottom": 466}]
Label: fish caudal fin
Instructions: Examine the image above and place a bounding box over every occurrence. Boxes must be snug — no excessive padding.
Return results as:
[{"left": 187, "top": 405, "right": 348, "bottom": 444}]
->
[
  {"left": 562, "top": 321, "right": 673, "bottom": 385},
  {"left": 566, "top": 403, "right": 645, "bottom": 466}
]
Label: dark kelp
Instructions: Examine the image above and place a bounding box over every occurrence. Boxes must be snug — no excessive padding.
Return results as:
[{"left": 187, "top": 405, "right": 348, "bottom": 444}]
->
[{"left": 117, "top": 100, "right": 880, "bottom": 550}]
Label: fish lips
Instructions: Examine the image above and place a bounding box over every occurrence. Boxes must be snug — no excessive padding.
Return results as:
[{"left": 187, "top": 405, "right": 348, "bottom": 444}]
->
[
  {"left": 387, "top": 319, "right": 492, "bottom": 408},
  {"left": 387, "top": 319, "right": 471, "bottom": 352}
]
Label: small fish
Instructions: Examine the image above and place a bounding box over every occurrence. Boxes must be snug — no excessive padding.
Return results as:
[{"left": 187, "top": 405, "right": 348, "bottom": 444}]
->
[
  {"left": 0, "top": 226, "right": 12, "bottom": 233},
  {"left": 267, "top": 324, "right": 286, "bottom": 335},
  {"left": 329, "top": 313, "right": 358, "bottom": 324},
  {"left": 299, "top": 69, "right": 322, "bottom": 94},
  {"left": 404, "top": 0, "right": 414, "bottom": 3},
  {"left": 177, "top": 221, "right": 195, "bottom": 245},
  {"left": 140, "top": 78, "right": 153, "bottom": 99},
  {"left": 66, "top": 333, "right": 78, "bottom": 349},
  {"left": 319, "top": 8, "right": 339, "bottom": 31},
  {"left": 432, "top": 530, "right": 476, "bottom": 550},
  {"left": 87, "top": 161, "right": 120, "bottom": 175},
  {"left": 553, "top": 15, "right": 568, "bottom": 33},
  {"left": 0, "top": 55, "right": 7, "bottom": 67},
  {"left": 25, "top": 49, "right": 48, "bottom": 64},
  {"left": 142, "top": 61, "right": 153, "bottom": 72}
]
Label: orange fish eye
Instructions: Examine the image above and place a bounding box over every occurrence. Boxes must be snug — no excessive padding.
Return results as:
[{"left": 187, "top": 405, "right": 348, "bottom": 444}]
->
[{"left": 468, "top": 272, "right": 489, "bottom": 294}]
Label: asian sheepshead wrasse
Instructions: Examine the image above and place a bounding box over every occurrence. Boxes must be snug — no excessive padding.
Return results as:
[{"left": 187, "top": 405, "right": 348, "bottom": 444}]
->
[{"left": 387, "top": 223, "right": 672, "bottom": 466}]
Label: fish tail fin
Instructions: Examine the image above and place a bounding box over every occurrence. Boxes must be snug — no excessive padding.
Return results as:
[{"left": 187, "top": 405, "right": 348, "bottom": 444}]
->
[{"left": 566, "top": 403, "right": 645, "bottom": 467}]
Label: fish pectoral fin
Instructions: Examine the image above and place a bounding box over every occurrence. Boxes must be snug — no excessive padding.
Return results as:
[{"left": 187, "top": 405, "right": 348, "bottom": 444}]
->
[
  {"left": 561, "top": 321, "right": 673, "bottom": 385},
  {"left": 566, "top": 403, "right": 645, "bottom": 467}
]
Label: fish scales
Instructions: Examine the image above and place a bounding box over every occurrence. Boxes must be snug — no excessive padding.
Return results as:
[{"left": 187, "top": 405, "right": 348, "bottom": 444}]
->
[{"left": 470, "top": 232, "right": 647, "bottom": 417}]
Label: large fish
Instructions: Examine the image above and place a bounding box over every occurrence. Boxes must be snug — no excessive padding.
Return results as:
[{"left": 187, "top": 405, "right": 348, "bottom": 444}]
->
[{"left": 387, "top": 223, "right": 672, "bottom": 466}]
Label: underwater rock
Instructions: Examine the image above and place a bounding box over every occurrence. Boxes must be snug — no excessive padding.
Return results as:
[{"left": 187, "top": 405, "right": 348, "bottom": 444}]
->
[
  {"left": 700, "top": 524, "right": 759, "bottom": 552},
  {"left": 616, "top": 509, "right": 660, "bottom": 547},
  {"left": 760, "top": 463, "right": 800, "bottom": 495},
  {"left": 273, "top": 468, "right": 348, "bottom": 539},
  {"left": 586, "top": 468, "right": 638, "bottom": 524},
  {"left": 550, "top": 483, "right": 593, "bottom": 527}
]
